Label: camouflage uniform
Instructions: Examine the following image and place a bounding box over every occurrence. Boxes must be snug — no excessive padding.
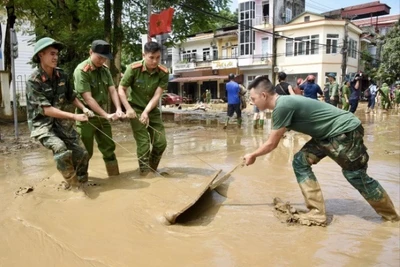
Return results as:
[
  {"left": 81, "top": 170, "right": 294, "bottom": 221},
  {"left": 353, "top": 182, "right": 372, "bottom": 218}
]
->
[
  {"left": 119, "top": 60, "right": 169, "bottom": 173},
  {"left": 272, "top": 96, "right": 399, "bottom": 223},
  {"left": 26, "top": 66, "right": 89, "bottom": 182},
  {"left": 73, "top": 58, "right": 119, "bottom": 176}
]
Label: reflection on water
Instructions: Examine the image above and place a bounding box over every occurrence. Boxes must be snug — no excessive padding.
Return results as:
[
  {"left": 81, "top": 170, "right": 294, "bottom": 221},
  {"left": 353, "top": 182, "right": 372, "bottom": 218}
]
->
[{"left": 0, "top": 105, "right": 399, "bottom": 266}]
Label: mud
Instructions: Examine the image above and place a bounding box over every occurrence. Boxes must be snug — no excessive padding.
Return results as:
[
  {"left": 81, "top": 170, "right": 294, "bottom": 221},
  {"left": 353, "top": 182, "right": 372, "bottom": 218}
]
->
[{"left": 0, "top": 103, "right": 399, "bottom": 266}]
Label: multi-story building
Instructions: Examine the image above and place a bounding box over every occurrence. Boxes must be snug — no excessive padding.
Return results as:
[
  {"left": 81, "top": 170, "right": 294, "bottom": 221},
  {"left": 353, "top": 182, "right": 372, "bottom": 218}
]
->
[
  {"left": 237, "top": 0, "right": 305, "bottom": 87},
  {"left": 275, "top": 11, "right": 363, "bottom": 86},
  {"left": 169, "top": 26, "right": 239, "bottom": 102}
]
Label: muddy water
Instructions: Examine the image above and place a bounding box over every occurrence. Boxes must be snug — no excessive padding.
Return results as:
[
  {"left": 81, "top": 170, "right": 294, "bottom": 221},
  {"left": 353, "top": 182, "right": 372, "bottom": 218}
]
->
[{"left": 0, "top": 106, "right": 399, "bottom": 267}]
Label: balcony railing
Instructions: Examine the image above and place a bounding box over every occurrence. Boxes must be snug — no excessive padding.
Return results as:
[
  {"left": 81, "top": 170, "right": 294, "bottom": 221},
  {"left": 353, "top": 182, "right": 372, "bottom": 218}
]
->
[{"left": 253, "top": 16, "right": 270, "bottom": 26}]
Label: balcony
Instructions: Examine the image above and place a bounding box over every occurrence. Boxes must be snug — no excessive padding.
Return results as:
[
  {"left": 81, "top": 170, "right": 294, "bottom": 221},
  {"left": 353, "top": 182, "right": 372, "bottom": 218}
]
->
[{"left": 253, "top": 16, "right": 271, "bottom": 28}]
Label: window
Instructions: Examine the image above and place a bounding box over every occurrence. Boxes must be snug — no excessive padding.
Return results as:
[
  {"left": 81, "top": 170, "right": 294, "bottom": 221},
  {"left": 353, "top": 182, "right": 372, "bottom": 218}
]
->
[
  {"left": 247, "top": 75, "right": 257, "bottom": 88},
  {"left": 285, "top": 35, "right": 319, "bottom": 56},
  {"left": 326, "top": 34, "right": 339, "bottom": 54},
  {"left": 181, "top": 49, "right": 197, "bottom": 62},
  {"left": 348, "top": 39, "right": 357, "bottom": 58},
  {"left": 231, "top": 46, "right": 238, "bottom": 58},
  {"left": 239, "top": 1, "right": 255, "bottom": 56},
  {"left": 285, "top": 8, "right": 292, "bottom": 22},
  {"left": 286, "top": 38, "right": 293, "bottom": 56},
  {"left": 213, "top": 46, "right": 218, "bottom": 60},
  {"left": 304, "top": 16, "right": 310, "bottom": 22},
  {"left": 261, "top": 37, "right": 269, "bottom": 56},
  {"left": 222, "top": 47, "right": 227, "bottom": 58},
  {"left": 262, "top": 1, "right": 269, "bottom": 20},
  {"left": 311, "top": 34, "right": 319, "bottom": 54},
  {"left": 203, "top": 48, "right": 210, "bottom": 61}
]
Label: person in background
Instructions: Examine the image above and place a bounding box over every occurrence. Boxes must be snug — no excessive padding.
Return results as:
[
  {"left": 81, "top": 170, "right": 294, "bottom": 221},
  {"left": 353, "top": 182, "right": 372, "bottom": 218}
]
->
[
  {"left": 327, "top": 73, "right": 339, "bottom": 107},
  {"left": 365, "top": 80, "right": 378, "bottom": 114},
  {"left": 349, "top": 73, "right": 361, "bottom": 113},
  {"left": 205, "top": 89, "right": 211, "bottom": 104},
  {"left": 74, "top": 40, "right": 124, "bottom": 177},
  {"left": 394, "top": 82, "right": 400, "bottom": 109},
  {"left": 377, "top": 82, "right": 391, "bottom": 112},
  {"left": 243, "top": 75, "right": 399, "bottom": 225},
  {"left": 26, "top": 37, "right": 91, "bottom": 187},
  {"left": 223, "top": 73, "right": 243, "bottom": 129},
  {"left": 341, "top": 80, "right": 351, "bottom": 111},
  {"left": 274, "top": 72, "right": 295, "bottom": 95},
  {"left": 299, "top": 75, "right": 323, "bottom": 100},
  {"left": 252, "top": 105, "right": 266, "bottom": 129}
]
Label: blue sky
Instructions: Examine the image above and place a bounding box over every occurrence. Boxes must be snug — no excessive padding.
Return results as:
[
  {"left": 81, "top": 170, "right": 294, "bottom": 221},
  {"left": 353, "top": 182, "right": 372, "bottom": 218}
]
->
[{"left": 230, "top": 0, "right": 400, "bottom": 15}]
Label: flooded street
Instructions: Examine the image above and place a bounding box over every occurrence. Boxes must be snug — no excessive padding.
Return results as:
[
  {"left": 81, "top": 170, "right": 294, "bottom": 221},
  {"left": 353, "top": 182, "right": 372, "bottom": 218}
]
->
[{"left": 0, "top": 105, "right": 399, "bottom": 267}]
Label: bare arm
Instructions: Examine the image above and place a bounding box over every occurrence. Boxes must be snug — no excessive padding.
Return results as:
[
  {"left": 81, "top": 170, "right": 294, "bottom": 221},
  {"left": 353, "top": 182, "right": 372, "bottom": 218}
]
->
[
  {"left": 42, "top": 106, "right": 87, "bottom": 122},
  {"left": 243, "top": 127, "right": 287, "bottom": 165},
  {"left": 354, "top": 80, "right": 360, "bottom": 90},
  {"left": 108, "top": 85, "right": 122, "bottom": 112},
  {"left": 72, "top": 97, "right": 86, "bottom": 111},
  {"left": 144, "top": 87, "right": 164, "bottom": 114},
  {"left": 288, "top": 85, "right": 295, "bottom": 95}
]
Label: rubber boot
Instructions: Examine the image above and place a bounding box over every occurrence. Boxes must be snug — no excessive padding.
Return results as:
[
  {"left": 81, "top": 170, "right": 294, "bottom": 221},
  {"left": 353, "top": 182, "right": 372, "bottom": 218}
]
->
[
  {"left": 54, "top": 150, "right": 79, "bottom": 187},
  {"left": 366, "top": 191, "right": 400, "bottom": 221},
  {"left": 237, "top": 118, "right": 242, "bottom": 129},
  {"left": 259, "top": 119, "right": 264, "bottom": 129},
  {"left": 296, "top": 179, "right": 327, "bottom": 225},
  {"left": 223, "top": 118, "right": 229, "bottom": 129},
  {"left": 149, "top": 153, "right": 162, "bottom": 173},
  {"left": 105, "top": 160, "right": 119, "bottom": 176},
  {"left": 139, "top": 157, "right": 150, "bottom": 176},
  {"left": 253, "top": 119, "right": 259, "bottom": 129}
]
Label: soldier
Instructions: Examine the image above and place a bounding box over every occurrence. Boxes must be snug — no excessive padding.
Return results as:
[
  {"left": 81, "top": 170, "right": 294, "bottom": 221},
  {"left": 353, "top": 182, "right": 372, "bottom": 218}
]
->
[
  {"left": 341, "top": 80, "right": 351, "bottom": 111},
  {"left": 243, "top": 76, "right": 399, "bottom": 225},
  {"left": 327, "top": 73, "right": 339, "bottom": 107},
  {"left": 118, "top": 41, "right": 168, "bottom": 176},
  {"left": 73, "top": 40, "right": 124, "bottom": 177},
  {"left": 26, "top": 37, "right": 92, "bottom": 187}
]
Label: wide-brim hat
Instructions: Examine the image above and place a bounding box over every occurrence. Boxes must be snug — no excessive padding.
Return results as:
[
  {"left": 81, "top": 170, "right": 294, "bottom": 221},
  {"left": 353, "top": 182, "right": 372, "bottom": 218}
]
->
[
  {"left": 91, "top": 40, "right": 113, "bottom": 60},
  {"left": 32, "top": 37, "right": 64, "bottom": 63}
]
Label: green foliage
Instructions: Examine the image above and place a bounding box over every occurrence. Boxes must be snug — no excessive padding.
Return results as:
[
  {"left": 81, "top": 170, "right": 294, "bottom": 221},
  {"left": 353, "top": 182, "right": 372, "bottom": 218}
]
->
[{"left": 377, "top": 20, "right": 400, "bottom": 84}]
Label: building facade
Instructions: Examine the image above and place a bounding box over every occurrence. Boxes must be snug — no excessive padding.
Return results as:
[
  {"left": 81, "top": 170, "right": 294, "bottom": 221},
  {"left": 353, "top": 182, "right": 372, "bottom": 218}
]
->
[
  {"left": 237, "top": 0, "right": 305, "bottom": 87},
  {"left": 275, "top": 11, "right": 362, "bottom": 86},
  {"left": 170, "top": 26, "right": 239, "bottom": 102}
]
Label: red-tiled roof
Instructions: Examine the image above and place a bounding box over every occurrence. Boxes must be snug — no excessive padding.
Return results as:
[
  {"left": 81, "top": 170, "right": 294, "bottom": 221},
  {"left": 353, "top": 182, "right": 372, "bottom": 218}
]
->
[{"left": 352, "top": 14, "right": 400, "bottom": 27}]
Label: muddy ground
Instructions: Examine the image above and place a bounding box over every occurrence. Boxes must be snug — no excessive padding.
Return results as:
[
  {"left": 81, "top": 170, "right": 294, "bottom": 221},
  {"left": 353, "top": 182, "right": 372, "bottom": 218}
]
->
[{"left": 0, "top": 103, "right": 399, "bottom": 266}]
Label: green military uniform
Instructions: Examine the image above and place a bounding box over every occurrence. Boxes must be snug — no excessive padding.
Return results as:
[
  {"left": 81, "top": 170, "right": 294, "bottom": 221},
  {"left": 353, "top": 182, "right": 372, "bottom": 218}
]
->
[
  {"left": 379, "top": 83, "right": 391, "bottom": 110},
  {"left": 272, "top": 96, "right": 399, "bottom": 223},
  {"left": 26, "top": 66, "right": 89, "bottom": 182},
  {"left": 205, "top": 90, "right": 211, "bottom": 104},
  {"left": 119, "top": 60, "right": 169, "bottom": 173},
  {"left": 394, "top": 89, "right": 400, "bottom": 105},
  {"left": 341, "top": 84, "right": 351, "bottom": 111},
  {"left": 73, "top": 58, "right": 118, "bottom": 175},
  {"left": 328, "top": 81, "right": 339, "bottom": 107}
]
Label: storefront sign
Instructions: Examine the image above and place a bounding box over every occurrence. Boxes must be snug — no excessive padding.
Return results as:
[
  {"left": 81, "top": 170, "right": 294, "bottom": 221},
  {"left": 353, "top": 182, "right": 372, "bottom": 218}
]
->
[
  {"left": 174, "top": 62, "right": 195, "bottom": 71},
  {"left": 212, "top": 59, "right": 237, "bottom": 70}
]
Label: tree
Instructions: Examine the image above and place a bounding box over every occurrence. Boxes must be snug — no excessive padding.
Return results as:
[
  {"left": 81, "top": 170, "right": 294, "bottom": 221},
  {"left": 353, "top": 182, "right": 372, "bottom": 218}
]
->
[{"left": 377, "top": 20, "right": 400, "bottom": 85}]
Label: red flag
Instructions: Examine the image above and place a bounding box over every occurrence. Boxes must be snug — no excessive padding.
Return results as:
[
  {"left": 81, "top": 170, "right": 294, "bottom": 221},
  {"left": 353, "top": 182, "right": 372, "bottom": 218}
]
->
[{"left": 149, "top": 8, "right": 174, "bottom": 37}]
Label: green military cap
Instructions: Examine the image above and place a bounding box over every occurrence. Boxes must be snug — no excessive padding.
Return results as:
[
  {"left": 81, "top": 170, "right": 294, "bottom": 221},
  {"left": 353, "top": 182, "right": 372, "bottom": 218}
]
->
[{"left": 32, "top": 37, "right": 64, "bottom": 63}]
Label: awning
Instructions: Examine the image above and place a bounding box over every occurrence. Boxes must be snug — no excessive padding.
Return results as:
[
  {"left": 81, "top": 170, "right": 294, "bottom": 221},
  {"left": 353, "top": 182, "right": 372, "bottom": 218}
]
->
[{"left": 169, "top": 75, "right": 227, "bottom": 83}]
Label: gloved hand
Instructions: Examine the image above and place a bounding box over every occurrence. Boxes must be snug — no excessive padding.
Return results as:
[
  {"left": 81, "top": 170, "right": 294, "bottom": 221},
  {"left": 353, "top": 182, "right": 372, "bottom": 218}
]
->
[{"left": 82, "top": 107, "right": 95, "bottom": 117}]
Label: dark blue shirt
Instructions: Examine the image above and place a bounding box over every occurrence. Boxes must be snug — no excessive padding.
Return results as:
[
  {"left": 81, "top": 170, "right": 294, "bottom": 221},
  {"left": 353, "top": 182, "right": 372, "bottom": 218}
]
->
[
  {"left": 349, "top": 81, "right": 360, "bottom": 101},
  {"left": 226, "top": 81, "right": 240, "bottom": 104},
  {"left": 300, "top": 82, "right": 323, "bottom": 100}
]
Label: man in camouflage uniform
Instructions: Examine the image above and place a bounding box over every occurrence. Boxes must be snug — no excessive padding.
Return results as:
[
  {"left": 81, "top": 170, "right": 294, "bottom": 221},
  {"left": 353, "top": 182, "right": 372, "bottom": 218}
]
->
[
  {"left": 118, "top": 41, "right": 168, "bottom": 176},
  {"left": 74, "top": 40, "right": 124, "bottom": 177},
  {"left": 243, "top": 76, "right": 399, "bottom": 225},
  {"left": 327, "top": 73, "right": 339, "bottom": 107},
  {"left": 26, "top": 37, "right": 92, "bottom": 187}
]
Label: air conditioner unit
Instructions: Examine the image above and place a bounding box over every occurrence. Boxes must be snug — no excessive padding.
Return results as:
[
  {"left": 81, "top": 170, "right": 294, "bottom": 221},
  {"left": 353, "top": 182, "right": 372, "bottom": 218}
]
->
[
  {"left": 281, "top": 12, "right": 286, "bottom": 18},
  {"left": 275, "top": 31, "right": 283, "bottom": 38}
]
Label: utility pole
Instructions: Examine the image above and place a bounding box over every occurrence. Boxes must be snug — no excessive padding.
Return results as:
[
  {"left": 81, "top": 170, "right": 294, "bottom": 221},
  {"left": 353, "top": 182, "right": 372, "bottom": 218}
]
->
[
  {"left": 271, "top": 0, "right": 277, "bottom": 85},
  {"left": 341, "top": 19, "right": 349, "bottom": 84},
  {"left": 147, "top": 0, "right": 152, "bottom": 42}
]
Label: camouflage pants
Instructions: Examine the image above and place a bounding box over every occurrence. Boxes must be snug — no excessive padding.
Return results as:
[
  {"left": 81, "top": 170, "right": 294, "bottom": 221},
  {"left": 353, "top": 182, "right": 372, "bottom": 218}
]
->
[
  {"left": 293, "top": 125, "right": 386, "bottom": 202},
  {"left": 39, "top": 131, "right": 89, "bottom": 181}
]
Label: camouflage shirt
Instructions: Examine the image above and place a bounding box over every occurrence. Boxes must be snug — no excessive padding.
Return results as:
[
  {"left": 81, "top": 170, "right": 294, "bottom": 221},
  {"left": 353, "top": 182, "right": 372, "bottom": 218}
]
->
[
  {"left": 119, "top": 60, "right": 169, "bottom": 110},
  {"left": 26, "top": 66, "right": 77, "bottom": 139},
  {"left": 73, "top": 58, "right": 114, "bottom": 114}
]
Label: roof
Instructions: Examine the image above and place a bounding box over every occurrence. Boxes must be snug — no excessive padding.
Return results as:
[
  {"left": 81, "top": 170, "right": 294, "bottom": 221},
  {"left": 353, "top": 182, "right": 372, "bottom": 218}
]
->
[
  {"left": 286, "top": 11, "right": 326, "bottom": 24},
  {"left": 323, "top": 1, "right": 390, "bottom": 20},
  {"left": 352, "top": 14, "right": 400, "bottom": 27},
  {"left": 169, "top": 75, "right": 227, "bottom": 83}
]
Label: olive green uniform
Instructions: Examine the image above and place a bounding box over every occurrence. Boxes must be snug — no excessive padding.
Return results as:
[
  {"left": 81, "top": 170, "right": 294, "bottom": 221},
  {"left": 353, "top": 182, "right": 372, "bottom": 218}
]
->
[
  {"left": 379, "top": 83, "right": 391, "bottom": 110},
  {"left": 271, "top": 96, "right": 399, "bottom": 222},
  {"left": 26, "top": 66, "right": 89, "bottom": 182},
  {"left": 341, "top": 84, "right": 351, "bottom": 111},
  {"left": 120, "top": 60, "right": 169, "bottom": 173},
  {"left": 328, "top": 81, "right": 339, "bottom": 107},
  {"left": 73, "top": 58, "right": 118, "bottom": 175}
]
